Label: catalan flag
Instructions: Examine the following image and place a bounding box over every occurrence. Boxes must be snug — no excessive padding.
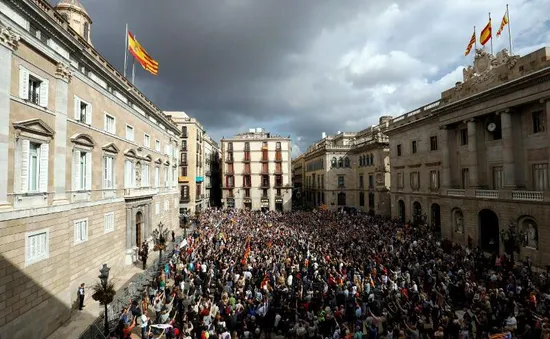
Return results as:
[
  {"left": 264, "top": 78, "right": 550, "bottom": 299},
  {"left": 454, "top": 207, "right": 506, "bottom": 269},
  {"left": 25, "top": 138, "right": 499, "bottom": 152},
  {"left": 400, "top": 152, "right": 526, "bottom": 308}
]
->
[
  {"left": 128, "top": 32, "right": 159, "bottom": 75},
  {"left": 480, "top": 19, "right": 492, "bottom": 46},
  {"left": 465, "top": 29, "right": 476, "bottom": 56},
  {"left": 496, "top": 10, "right": 509, "bottom": 38}
]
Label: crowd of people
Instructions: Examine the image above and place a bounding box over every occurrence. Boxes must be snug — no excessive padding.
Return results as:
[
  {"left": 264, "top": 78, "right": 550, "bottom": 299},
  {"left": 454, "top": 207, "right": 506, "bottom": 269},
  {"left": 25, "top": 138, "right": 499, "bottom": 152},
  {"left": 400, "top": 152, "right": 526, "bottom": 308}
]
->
[{"left": 112, "top": 208, "right": 550, "bottom": 339}]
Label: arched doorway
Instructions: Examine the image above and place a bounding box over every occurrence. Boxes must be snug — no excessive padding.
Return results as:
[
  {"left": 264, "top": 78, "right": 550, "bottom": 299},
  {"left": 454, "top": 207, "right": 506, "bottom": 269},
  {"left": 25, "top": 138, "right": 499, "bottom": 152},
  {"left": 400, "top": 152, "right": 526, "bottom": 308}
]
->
[
  {"left": 479, "top": 209, "right": 499, "bottom": 253},
  {"left": 136, "top": 211, "right": 143, "bottom": 247},
  {"left": 412, "top": 201, "right": 422, "bottom": 225},
  {"left": 398, "top": 200, "right": 405, "bottom": 222},
  {"left": 431, "top": 203, "right": 441, "bottom": 233}
]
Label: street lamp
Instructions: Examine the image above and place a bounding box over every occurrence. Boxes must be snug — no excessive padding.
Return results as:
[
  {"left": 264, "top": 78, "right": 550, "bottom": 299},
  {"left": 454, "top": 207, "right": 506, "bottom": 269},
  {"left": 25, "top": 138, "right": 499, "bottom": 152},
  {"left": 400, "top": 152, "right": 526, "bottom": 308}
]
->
[
  {"left": 92, "top": 264, "right": 114, "bottom": 336},
  {"left": 500, "top": 221, "right": 526, "bottom": 263},
  {"left": 152, "top": 222, "right": 169, "bottom": 270}
]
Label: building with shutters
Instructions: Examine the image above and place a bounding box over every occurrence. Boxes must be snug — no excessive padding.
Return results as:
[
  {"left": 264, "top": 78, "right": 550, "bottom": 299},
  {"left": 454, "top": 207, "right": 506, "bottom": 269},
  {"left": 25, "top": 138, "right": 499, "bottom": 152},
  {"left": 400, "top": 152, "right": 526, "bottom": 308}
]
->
[
  {"left": 385, "top": 47, "right": 550, "bottom": 265},
  {"left": 221, "top": 128, "right": 292, "bottom": 211},
  {"left": 204, "top": 134, "right": 223, "bottom": 208},
  {"left": 0, "top": 0, "right": 180, "bottom": 338}
]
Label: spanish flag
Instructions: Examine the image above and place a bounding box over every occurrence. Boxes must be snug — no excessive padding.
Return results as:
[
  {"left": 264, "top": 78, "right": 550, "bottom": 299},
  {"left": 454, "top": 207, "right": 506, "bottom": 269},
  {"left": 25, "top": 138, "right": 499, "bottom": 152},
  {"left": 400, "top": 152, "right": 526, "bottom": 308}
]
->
[
  {"left": 480, "top": 19, "right": 492, "bottom": 46},
  {"left": 496, "top": 10, "right": 509, "bottom": 38},
  {"left": 128, "top": 32, "right": 159, "bottom": 75},
  {"left": 464, "top": 30, "right": 476, "bottom": 56}
]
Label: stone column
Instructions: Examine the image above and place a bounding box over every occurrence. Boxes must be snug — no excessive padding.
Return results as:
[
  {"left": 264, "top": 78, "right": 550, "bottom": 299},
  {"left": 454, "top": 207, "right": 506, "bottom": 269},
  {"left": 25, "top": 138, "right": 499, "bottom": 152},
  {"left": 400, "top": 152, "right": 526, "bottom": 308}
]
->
[
  {"left": 499, "top": 109, "right": 516, "bottom": 188},
  {"left": 439, "top": 125, "right": 451, "bottom": 188},
  {"left": 52, "top": 63, "right": 72, "bottom": 205},
  {"left": 0, "top": 28, "right": 20, "bottom": 211},
  {"left": 466, "top": 119, "right": 479, "bottom": 187},
  {"left": 125, "top": 207, "right": 134, "bottom": 265}
]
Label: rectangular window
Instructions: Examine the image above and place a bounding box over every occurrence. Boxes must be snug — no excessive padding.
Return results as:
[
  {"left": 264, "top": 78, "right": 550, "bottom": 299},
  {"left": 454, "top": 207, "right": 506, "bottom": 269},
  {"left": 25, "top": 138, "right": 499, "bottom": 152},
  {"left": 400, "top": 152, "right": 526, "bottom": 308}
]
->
[
  {"left": 28, "top": 76, "right": 41, "bottom": 105},
  {"left": 358, "top": 175, "right": 364, "bottom": 188},
  {"left": 359, "top": 192, "right": 365, "bottom": 206},
  {"left": 533, "top": 163, "right": 549, "bottom": 190},
  {"left": 126, "top": 124, "right": 134, "bottom": 141},
  {"left": 430, "top": 170, "right": 439, "bottom": 189},
  {"left": 397, "top": 173, "right": 404, "bottom": 188},
  {"left": 155, "top": 202, "right": 160, "bottom": 215},
  {"left": 461, "top": 168, "right": 470, "bottom": 189},
  {"left": 72, "top": 150, "right": 91, "bottom": 191},
  {"left": 368, "top": 175, "right": 374, "bottom": 188},
  {"left": 397, "top": 144, "right": 402, "bottom": 156},
  {"left": 460, "top": 128, "right": 468, "bottom": 146},
  {"left": 142, "top": 164, "right": 150, "bottom": 187},
  {"left": 154, "top": 167, "right": 160, "bottom": 188},
  {"left": 492, "top": 166, "right": 503, "bottom": 190},
  {"left": 104, "top": 113, "right": 115, "bottom": 133},
  {"left": 26, "top": 229, "right": 49, "bottom": 265},
  {"left": 104, "top": 212, "right": 115, "bottom": 233},
  {"left": 28, "top": 142, "right": 40, "bottom": 192},
  {"left": 144, "top": 134, "right": 150, "bottom": 148},
  {"left": 103, "top": 156, "right": 114, "bottom": 189},
  {"left": 430, "top": 136, "right": 438, "bottom": 151},
  {"left": 155, "top": 140, "right": 161, "bottom": 152},
  {"left": 74, "top": 219, "right": 88, "bottom": 244},
  {"left": 164, "top": 200, "right": 169, "bottom": 211},
  {"left": 164, "top": 167, "right": 168, "bottom": 187},
  {"left": 20, "top": 140, "right": 49, "bottom": 193},
  {"left": 532, "top": 110, "right": 546, "bottom": 134},
  {"left": 124, "top": 160, "right": 134, "bottom": 188},
  {"left": 411, "top": 140, "right": 417, "bottom": 154},
  {"left": 337, "top": 175, "right": 345, "bottom": 187},
  {"left": 19, "top": 66, "right": 49, "bottom": 108},
  {"left": 410, "top": 172, "right": 420, "bottom": 190}
]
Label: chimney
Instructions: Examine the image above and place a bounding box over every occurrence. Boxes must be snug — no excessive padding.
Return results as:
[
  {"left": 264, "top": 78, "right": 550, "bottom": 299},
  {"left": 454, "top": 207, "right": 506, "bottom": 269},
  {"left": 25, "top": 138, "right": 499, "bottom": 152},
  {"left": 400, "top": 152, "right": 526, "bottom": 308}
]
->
[{"left": 321, "top": 132, "right": 326, "bottom": 139}]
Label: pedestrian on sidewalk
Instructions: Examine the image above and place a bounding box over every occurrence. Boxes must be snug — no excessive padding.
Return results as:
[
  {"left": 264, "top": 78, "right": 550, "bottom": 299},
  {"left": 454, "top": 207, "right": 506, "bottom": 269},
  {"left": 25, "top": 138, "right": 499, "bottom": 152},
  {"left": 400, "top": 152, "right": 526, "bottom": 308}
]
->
[
  {"left": 172, "top": 230, "right": 176, "bottom": 242},
  {"left": 77, "top": 283, "right": 85, "bottom": 311},
  {"left": 140, "top": 242, "right": 149, "bottom": 270}
]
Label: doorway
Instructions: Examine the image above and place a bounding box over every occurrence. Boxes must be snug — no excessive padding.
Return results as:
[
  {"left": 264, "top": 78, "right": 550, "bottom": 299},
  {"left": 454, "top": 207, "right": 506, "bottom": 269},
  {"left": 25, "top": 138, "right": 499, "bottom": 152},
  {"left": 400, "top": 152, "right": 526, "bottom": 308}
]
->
[
  {"left": 398, "top": 200, "right": 405, "bottom": 222},
  {"left": 431, "top": 203, "right": 441, "bottom": 233},
  {"left": 412, "top": 201, "right": 422, "bottom": 224},
  {"left": 275, "top": 202, "right": 283, "bottom": 212},
  {"left": 136, "top": 211, "right": 143, "bottom": 247},
  {"left": 479, "top": 209, "right": 499, "bottom": 253}
]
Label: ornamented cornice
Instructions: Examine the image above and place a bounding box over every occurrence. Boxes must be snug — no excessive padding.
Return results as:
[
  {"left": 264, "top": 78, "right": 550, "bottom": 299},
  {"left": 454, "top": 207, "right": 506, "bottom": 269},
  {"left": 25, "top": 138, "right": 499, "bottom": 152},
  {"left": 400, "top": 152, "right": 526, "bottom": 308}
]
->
[
  {"left": 55, "top": 62, "right": 72, "bottom": 82},
  {"left": 0, "top": 26, "right": 20, "bottom": 50}
]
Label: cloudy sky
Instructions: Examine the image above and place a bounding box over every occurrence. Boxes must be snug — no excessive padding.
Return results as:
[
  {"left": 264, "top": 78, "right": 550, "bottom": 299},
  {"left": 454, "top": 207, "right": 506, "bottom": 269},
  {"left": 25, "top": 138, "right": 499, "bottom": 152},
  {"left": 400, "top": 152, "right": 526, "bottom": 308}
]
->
[{"left": 53, "top": 0, "right": 550, "bottom": 156}]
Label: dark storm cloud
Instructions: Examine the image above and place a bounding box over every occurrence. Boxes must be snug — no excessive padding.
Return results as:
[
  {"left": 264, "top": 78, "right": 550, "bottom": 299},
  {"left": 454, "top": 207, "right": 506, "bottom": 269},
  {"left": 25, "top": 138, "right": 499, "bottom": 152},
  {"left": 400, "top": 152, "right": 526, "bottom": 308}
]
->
[{"left": 48, "top": 0, "right": 375, "bottom": 142}]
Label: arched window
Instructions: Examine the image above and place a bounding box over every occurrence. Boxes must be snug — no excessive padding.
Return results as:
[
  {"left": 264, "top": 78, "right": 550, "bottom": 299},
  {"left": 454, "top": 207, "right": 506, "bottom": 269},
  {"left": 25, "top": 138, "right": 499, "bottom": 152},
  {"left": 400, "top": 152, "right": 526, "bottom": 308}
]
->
[
  {"left": 331, "top": 157, "right": 337, "bottom": 168},
  {"left": 370, "top": 154, "right": 374, "bottom": 166},
  {"left": 338, "top": 157, "right": 343, "bottom": 168},
  {"left": 344, "top": 157, "right": 350, "bottom": 168},
  {"left": 83, "top": 22, "right": 89, "bottom": 41}
]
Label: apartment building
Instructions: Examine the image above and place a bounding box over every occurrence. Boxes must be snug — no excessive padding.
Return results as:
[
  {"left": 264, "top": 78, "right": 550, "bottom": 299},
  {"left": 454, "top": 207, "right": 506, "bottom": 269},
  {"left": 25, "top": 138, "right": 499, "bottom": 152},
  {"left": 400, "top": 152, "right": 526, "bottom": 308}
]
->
[
  {"left": 0, "top": 1, "right": 180, "bottom": 337},
  {"left": 300, "top": 122, "right": 391, "bottom": 214},
  {"left": 204, "top": 134, "right": 222, "bottom": 208},
  {"left": 385, "top": 47, "right": 550, "bottom": 265},
  {"left": 221, "top": 128, "right": 292, "bottom": 211},
  {"left": 167, "top": 111, "right": 207, "bottom": 215}
]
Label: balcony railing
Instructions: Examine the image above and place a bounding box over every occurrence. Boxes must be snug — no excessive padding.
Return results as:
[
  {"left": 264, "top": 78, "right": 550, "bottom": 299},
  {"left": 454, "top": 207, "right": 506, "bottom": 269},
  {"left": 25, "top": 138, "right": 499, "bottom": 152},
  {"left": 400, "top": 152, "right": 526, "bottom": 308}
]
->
[
  {"left": 274, "top": 182, "right": 283, "bottom": 188},
  {"left": 180, "top": 196, "right": 190, "bottom": 203},
  {"left": 261, "top": 195, "right": 269, "bottom": 200},
  {"left": 180, "top": 160, "right": 188, "bottom": 166},
  {"left": 260, "top": 158, "right": 269, "bottom": 163},
  {"left": 243, "top": 182, "right": 252, "bottom": 188},
  {"left": 512, "top": 190, "right": 544, "bottom": 201},
  {"left": 243, "top": 168, "right": 251, "bottom": 175},
  {"left": 182, "top": 133, "right": 188, "bottom": 138},
  {"left": 275, "top": 153, "right": 282, "bottom": 162},
  {"left": 447, "top": 189, "right": 465, "bottom": 197},
  {"left": 274, "top": 168, "right": 282, "bottom": 174},
  {"left": 260, "top": 182, "right": 270, "bottom": 188},
  {"left": 261, "top": 168, "right": 269, "bottom": 175},
  {"left": 181, "top": 145, "right": 187, "bottom": 151},
  {"left": 224, "top": 171, "right": 234, "bottom": 175},
  {"left": 223, "top": 184, "right": 234, "bottom": 189},
  {"left": 475, "top": 190, "right": 499, "bottom": 199},
  {"left": 124, "top": 187, "right": 158, "bottom": 198},
  {"left": 225, "top": 157, "right": 234, "bottom": 163},
  {"left": 243, "top": 157, "right": 251, "bottom": 163}
]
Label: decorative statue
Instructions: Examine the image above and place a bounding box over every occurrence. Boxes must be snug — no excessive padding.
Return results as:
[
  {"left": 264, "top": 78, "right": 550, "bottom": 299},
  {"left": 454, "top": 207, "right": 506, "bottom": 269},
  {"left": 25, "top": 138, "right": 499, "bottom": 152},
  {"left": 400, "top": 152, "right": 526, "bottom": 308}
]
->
[
  {"left": 525, "top": 223, "right": 538, "bottom": 248},
  {"left": 455, "top": 213, "right": 464, "bottom": 233}
]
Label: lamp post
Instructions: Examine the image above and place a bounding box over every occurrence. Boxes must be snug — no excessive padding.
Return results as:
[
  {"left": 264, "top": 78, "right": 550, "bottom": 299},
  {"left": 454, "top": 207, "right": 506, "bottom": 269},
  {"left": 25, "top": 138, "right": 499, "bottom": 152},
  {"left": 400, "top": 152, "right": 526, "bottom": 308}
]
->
[
  {"left": 97, "top": 264, "right": 112, "bottom": 336},
  {"left": 500, "top": 221, "right": 525, "bottom": 263},
  {"left": 152, "top": 222, "right": 169, "bottom": 271}
]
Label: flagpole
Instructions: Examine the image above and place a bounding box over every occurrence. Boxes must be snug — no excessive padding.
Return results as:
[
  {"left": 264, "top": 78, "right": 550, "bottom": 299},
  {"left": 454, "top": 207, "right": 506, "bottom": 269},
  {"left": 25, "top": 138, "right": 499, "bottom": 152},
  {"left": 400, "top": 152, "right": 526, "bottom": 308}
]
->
[
  {"left": 132, "top": 34, "right": 136, "bottom": 84},
  {"left": 489, "top": 12, "right": 493, "bottom": 55},
  {"left": 123, "top": 23, "right": 128, "bottom": 78},
  {"left": 506, "top": 4, "right": 513, "bottom": 54},
  {"left": 474, "top": 26, "right": 477, "bottom": 55}
]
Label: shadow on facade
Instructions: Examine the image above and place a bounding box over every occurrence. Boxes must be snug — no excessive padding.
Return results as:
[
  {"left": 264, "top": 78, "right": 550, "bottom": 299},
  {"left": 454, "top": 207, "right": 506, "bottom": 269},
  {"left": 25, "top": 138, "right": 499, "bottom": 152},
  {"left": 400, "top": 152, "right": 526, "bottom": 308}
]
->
[{"left": 0, "top": 254, "right": 97, "bottom": 339}]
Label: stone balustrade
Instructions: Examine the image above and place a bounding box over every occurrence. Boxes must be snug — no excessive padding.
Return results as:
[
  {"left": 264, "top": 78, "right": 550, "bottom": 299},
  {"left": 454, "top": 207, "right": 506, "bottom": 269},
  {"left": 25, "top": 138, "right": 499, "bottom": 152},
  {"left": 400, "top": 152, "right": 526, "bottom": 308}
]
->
[{"left": 443, "top": 188, "right": 546, "bottom": 202}]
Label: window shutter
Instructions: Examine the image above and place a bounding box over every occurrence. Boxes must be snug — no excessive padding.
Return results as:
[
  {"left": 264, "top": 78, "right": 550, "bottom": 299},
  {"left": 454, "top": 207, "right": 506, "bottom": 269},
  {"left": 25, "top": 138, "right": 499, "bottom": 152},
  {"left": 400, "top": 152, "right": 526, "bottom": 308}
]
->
[
  {"left": 19, "top": 67, "right": 29, "bottom": 100},
  {"left": 75, "top": 221, "right": 80, "bottom": 242},
  {"left": 131, "top": 162, "right": 136, "bottom": 188},
  {"left": 85, "top": 152, "right": 92, "bottom": 190},
  {"left": 40, "top": 79, "right": 49, "bottom": 108},
  {"left": 20, "top": 139, "right": 30, "bottom": 193},
  {"left": 73, "top": 150, "right": 81, "bottom": 190},
  {"left": 74, "top": 96, "right": 80, "bottom": 120},
  {"left": 39, "top": 143, "right": 49, "bottom": 192},
  {"left": 86, "top": 102, "right": 92, "bottom": 124}
]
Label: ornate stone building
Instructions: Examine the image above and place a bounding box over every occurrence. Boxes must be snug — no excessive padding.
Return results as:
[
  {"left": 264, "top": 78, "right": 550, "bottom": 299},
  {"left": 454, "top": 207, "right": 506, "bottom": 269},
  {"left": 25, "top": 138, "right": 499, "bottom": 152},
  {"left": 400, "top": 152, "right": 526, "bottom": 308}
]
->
[
  {"left": 386, "top": 47, "right": 550, "bottom": 264},
  {"left": 221, "top": 129, "right": 292, "bottom": 211},
  {"left": 204, "top": 134, "right": 222, "bottom": 208},
  {"left": 300, "top": 121, "right": 391, "bottom": 214},
  {"left": 0, "top": 1, "right": 180, "bottom": 338}
]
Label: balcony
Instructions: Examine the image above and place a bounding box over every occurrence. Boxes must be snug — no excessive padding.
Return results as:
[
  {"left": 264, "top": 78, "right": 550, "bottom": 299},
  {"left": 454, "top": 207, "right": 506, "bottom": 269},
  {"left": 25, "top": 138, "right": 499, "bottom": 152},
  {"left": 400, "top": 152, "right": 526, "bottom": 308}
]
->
[
  {"left": 260, "top": 182, "right": 270, "bottom": 188},
  {"left": 260, "top": 158, "right": 269, "bottom": 163},
  {"left": 223, "top": 184, "right": 234, "bottom": 189},
  {"left": 206, "top": 183, "right": 212, "bottom": 188},
  {"left": 274, "top": 168, "right": 282, "bottom": 175},
  {"left": 261, "top": 168, "right": 269, "bottom": 175},
  {"left": 180, "top": 160, "right": 188, "bottom": 166},
  {"left": 275, "top": 154, "right": 282, "bottom": 162},
  {"left": 181, "top": 145, "right": 187, "bottom": 151},
  {"left": 124, "top": 187, "right": 158, "bottom": 199},
  {"left": 243, "top": 182, "right": 252, "bottom": 188},
  {"left": 182, "top": 133, "right": 188, "bottom": 138},
  {"left": 180, "top": 196, "right": 191, "bottom": 203},
  {"left": 243, "top": 157, "right": 251, "bottom": 163},
  {"left": 274, "top": 182, "right": 283, "bottom": 188},
  {"left": 475, "top": 190, "right": 499, "bottom": 199},
  {"left": 512, "top": 190, "right": 543, "bottom": 201},
  {"left": 178, "top": 176, "right": 190, "bottom": 183},
  {"left": 261, "top": 195, "right": 269, "bottom": 200},
  {"left": 225, "top": 157, "right": 234, "bottom": 163},
  {"left": 446, "top": 189, "right": 465, "bottom": 197},
  {"left": 205, "top": 170, "right": 211, "bottom": 176},
  {"left": 224, "top": 171, "right": 234, "bottom": 176}
]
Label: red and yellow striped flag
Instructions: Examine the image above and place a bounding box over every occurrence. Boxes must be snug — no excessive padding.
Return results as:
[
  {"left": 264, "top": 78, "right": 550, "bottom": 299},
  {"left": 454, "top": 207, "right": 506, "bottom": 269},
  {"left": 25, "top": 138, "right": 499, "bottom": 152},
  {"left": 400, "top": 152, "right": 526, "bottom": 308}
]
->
[
  {"left": 480, "top": 19, "right": 492, "bottom": 46},
  {"left": 128, "top": 32, "right": 159, "bottom": 75},
  {"left": 496, "top": 11, "right": 509, "bottom": 38},
  {"left": 464, "top": 30, "right": 476, "bottom": 56}
]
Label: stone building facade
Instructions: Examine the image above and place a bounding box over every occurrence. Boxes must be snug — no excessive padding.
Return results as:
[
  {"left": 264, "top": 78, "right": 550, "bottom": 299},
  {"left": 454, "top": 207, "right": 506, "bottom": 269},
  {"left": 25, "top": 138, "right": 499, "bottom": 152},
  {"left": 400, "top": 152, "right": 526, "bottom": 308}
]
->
[
  {"left": 221, "top": 129, "right": 292, "bottom": 211},
  {"left": 386, "top": 47, "right": 550, "bottom": 265},
  {"left": 204, "top": 134, "right": 222, "bottom": 208},
  {"left": 300, "top": 122, "right": 391, "bottom": 214},
  {"left": 0, "top": 1, "right": 180, "bottom": 338}
]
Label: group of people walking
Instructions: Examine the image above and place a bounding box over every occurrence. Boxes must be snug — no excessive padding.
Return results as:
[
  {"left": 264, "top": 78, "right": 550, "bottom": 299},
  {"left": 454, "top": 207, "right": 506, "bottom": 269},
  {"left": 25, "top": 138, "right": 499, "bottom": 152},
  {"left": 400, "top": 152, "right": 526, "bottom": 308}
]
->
[{"left": 110, "top": 208, "right": 550, "bottom": 338}]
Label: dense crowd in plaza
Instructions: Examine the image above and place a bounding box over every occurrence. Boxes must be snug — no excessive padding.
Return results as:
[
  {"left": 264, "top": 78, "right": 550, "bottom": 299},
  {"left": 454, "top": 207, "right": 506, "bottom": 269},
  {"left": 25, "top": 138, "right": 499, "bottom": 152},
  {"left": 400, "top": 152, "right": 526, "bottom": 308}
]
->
[{"left": 110, "top": 209, "right": 550, "bottom": 339}]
